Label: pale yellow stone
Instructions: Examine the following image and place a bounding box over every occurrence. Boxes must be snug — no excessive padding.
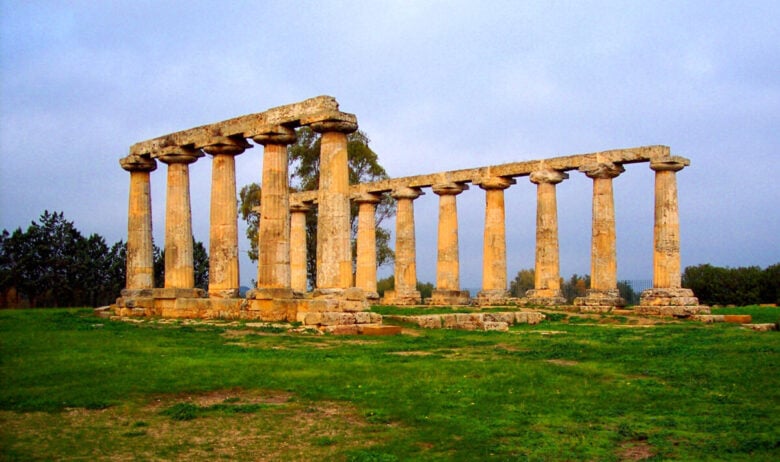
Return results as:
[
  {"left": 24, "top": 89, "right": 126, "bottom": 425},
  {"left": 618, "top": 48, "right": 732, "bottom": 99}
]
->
[
  {"left": 289, "top": 202, "right": 311, "bottom": 292},
  {"left": 527, "top": 169, "right": 568, "bottom": 304},
  {"left": 476, "top": 176, "right": 515, "bottom": 303},
  {"left": 311, "top": 120, "right": 357, "bottom": 289},
  {"left": 158, "top": 147, "right": 202, "bottom": 289},
  {"left": 203, "top": 136, "right": 250, "bottom": 297},
  {"left": 120, "top": 156, "right": 156, "bottom": 290},
  {"left": 253, "top": 127, "right": 296, "bottom": 290},
  {"left": 353, "top": 192, "right": 382, "bottom": 297},
  {"left": 650, "top": 156, "right": 689, "bottom": 289},
  {"left": 384, "top": 186, "right": 424, "bottom": 305}
]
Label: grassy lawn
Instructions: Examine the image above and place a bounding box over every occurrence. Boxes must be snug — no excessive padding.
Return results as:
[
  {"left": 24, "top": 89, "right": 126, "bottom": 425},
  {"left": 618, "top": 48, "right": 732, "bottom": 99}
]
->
[{"left": 1, "top": 307, "right": 778, "bottom": 461}]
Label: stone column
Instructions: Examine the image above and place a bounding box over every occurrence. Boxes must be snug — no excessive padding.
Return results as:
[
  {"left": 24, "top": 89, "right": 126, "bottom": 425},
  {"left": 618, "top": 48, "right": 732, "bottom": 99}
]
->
[
  {"left": 430, "top": 183, "right": 470, "bottom": 305},
  {"left": 476, "top": 176, "right": 515, "bottom": 306},
  {"left": 120, "top": 155, "right": 157, "bottom": 290},
  {"left": 354, "top": 192, "right": 382, "bottom": 299},
  {"left": 574, "top": 162, "right": 626, "bottom": 311},
  {"left": 203, "top": 136, "right": 251, "bottom": 298},
  {"left": 251, "top": 126, "right": 297, "bottom": 298},
  {"left": 638, "top": 156, "right": 704, "bottom": 314},
  {"left": 310, "top": 120, "right": 357, "bottom": 291},
  {"left": 158, "top": 147, "right": 203, "bottom": 290},
  {"left": 526, "top": 169, "right": 568, "bottom": 305},
  {"left": 290, "top": 201, "right": 311, "bottom": 293},
  {"left": 383, "top": 186, "right": 424, "bottom": 305}
]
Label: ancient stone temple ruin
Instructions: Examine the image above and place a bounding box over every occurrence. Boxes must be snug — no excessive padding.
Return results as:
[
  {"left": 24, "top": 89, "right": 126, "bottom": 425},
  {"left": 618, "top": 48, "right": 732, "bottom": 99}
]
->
[{"left": 113, "top": 96, "right": 707, "bottom": 329}]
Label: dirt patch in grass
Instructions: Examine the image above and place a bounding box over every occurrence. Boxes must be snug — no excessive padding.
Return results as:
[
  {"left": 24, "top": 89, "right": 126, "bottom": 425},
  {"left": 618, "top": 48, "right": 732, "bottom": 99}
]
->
[
  {"left": 0, "top": 389, "right": 391, "bottom": 461},
  {"left": 387, "top": 350, "right": 435, "bottom": 356},
  {"left": 617, "top": 440, "right": 656, "bottom": 461}
]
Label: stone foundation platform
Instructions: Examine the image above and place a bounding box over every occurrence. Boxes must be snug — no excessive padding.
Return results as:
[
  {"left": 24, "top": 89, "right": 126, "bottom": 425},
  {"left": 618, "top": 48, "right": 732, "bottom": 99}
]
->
[
  {"left": 524, "top": 289, "right": 567, "bottom": 306},
  {"left": 381, "top": 289, "right": 422, "bottom": 306},
  {"left": 635, "top": 288, "right": 710, "bottom": 317},
  {"left": 428, "top": 289, "right": 471, "bottom": 306},
  {"left": 111, "top": 287, "right": 401, "bottom": 335}
]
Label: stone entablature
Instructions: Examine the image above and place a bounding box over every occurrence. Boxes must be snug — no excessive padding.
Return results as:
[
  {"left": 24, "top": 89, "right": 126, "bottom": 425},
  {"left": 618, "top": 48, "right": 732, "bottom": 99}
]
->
[{"left": 115, "top": 95, "right": 708, "bottom": 326}]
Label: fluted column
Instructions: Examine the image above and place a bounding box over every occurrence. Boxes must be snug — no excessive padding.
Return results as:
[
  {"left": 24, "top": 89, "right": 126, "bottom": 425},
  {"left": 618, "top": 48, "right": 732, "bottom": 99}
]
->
[
  {"left": 120, "top": 155, "right": 157, "bottom": 290},
  {"left": 203, "top": 136, "right": 251, "bottom": 298},
  {"left": 574, "top": 162, "right": 626, "bottom": 310},
  {"left": 252, "top": 126, "right": 297, "bottom": 297},
  {"left": 158, "top": 147, "right": 203, "bottom": 289},
  {"left": 430, "top": 183, "right": 470, "bottom": 305},
  {"left": 383, "top": 186, "right": 424, "bottom": 305},
  {"left": 526, "top": 169, "right": 568, "bottom": 305},
  {"left": 638, "top": 156, "right": 703, "bottom": 313},
  {"left": 290, "top": 201, "right": 311, "bottom": 293},
  {"left": 310, "top": 120, "right": 357, "bottom": 290},
  {"left": 354, "top": 192, "right": 382, "bottom": 299},
  {"left": 476, "top": 176, "right": 515, "bottom": 305}
]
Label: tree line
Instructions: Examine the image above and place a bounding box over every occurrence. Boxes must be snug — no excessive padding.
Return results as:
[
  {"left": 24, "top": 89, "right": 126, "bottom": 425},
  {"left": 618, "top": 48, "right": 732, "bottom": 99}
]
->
[{"left": 0, "top": 211, "right": 208, "bottom": 308}]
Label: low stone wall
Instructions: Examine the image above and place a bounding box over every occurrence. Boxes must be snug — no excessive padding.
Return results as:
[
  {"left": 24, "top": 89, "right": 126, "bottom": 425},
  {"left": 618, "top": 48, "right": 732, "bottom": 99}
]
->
[{"left": 385, "top": 311, "right": 546, "bottom": 332}]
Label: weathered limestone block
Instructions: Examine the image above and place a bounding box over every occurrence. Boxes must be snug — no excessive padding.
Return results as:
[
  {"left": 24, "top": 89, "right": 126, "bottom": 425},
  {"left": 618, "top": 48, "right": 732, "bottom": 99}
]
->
[
  {"left": 358, "top": 325, "right": 402, "bottom": 336},
  {"left": 429, "top": 289, "right": 471, "bottom": 306},
  {"left": 476, "top": 289, "right": 511, "bottom": 307},
  {"left": 484, "top": 312, "right": 515, "bottom": 324},
  {"left": 322, "top": 325, "right": 360, "bottom": 335},
  {"left": 743, "top": 323, "right": 778, "bottom": 332},
  {"left": 320, "top": 312, "right": 357, "bottom": 326},
  {"left": 483, "top": 321, "right": 509, "bottom": 332},
  {"left": 515, "top": 311, "right": 546, "bottom": 325}
]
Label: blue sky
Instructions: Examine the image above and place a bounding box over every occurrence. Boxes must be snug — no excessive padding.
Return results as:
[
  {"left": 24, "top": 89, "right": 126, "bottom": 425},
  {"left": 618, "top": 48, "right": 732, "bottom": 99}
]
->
[{"left": 1, "top": 0, "right": 778, "bottom": 289}]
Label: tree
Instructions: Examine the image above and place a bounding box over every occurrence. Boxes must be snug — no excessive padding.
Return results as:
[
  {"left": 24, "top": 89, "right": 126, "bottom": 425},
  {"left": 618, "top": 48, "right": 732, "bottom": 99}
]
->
[
  {"left": 240, "top": 127, "right": 395, "bottom": 289},
  {"left": 152, "top": 237, "right": 209, "bottom": 291},
  {"left": 509, "top": 268, "right": 535, "bottom": 297}
]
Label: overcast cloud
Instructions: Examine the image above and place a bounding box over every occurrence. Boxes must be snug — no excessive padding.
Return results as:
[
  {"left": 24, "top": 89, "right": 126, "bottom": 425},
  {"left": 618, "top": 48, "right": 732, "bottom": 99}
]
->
[{"left": 1, "top": 0, "right": 778, "bottom": 289}]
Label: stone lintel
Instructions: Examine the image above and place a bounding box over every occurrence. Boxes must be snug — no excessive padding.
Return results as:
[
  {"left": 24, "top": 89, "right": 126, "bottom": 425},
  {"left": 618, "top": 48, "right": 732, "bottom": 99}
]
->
[
  {"left": 129, "top": 95, "right": 340, "bottom": 156},
  {"left": 290, "top": 146, "right": 670, "bottom": 204}
]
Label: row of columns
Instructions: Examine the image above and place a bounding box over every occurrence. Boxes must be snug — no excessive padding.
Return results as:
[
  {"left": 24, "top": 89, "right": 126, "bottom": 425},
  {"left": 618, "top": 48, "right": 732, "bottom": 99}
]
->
[
  {"left": 122, "top": 134, "right": 691, "bottom": 307},
  {"left": 120, "top": 118, "right": 359, "bottom": 300}
]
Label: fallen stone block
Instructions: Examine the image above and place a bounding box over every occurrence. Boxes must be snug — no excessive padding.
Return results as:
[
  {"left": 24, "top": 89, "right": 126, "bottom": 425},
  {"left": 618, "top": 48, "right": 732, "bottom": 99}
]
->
[
  {"left": 483, "top": 321, "right": 509, "bottom": 332},
  {"left": 723, "top": 315, "right": 752, "bottom": 323},
  {"left": 358, "top": 325, "right": 402, "bottom": 336},
  {"left": 321, "top": 325, "right": 359, "bottom": 335}
]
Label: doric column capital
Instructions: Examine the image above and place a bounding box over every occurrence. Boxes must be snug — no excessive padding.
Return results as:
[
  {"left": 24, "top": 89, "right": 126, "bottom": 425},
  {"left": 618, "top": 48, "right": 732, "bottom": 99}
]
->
[
  {"left": 202, "top": 136, "right": 252, "bottom": 156},
  {"left": 352, "top": 192, "right": 383, "bottom": 204},
  {"left": 391, "top": 186, "right": 424, "bottom": 200},
  {"left": 530, "top": 169, "right": 568, "bottom": 185},
  {"left": 310, "top": 112, "right": 358, "bottom": 133},
  {"left": 156, "top": 146, "right": 204, "bottom": 165},
  {"left": 476, "top": 176, "right": 515, "bottom": 191},
  {"left": 251, "top": 125, "right": 297, "bottom": 146},
  {"left": 120, "top": 155, "right": 157, "bottom": 173},
  {"left": 579, "top": 162, "right": 625, "bottom": 180},
  {"left": 290, "top": 201, "right": 312, "bottom": 213},
  {"left": 432, "top": 182, "right": 469, "bottom": 196},
  {"left": 650, "top": 156, "right": 690, "bottom": 172}
]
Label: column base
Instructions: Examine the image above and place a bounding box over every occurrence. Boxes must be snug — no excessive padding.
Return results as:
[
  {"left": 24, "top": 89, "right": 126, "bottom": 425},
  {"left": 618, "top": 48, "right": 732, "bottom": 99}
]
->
[
  {"left": 248, "top": 287, "right": 296, "bottom": 300},
  {"left": 635, "top": 287, "right": 710, "bottom": 317},
  {"left": 476, "top": 289, "right": 511, "bottom": 306},
  {"left": 525, "top": 289, "right": 567, "bottom": 306},
  {"left": 382, "top": 289, "right": 422, "bottom": 306},
  {"left": 209, "top": 288, "right": 240, "bottom": 299},
  {"left": 428, "top": 289, "right": 471, "bottom": 306},
  {"left": 573, "top": 289, "right": 626, "bottom": 312}
]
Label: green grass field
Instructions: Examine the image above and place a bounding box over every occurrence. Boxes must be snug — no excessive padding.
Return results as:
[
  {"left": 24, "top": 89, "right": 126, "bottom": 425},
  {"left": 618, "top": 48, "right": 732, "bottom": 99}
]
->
[{"left": 1, "top": 307, "right": 778, "bottom": 461}]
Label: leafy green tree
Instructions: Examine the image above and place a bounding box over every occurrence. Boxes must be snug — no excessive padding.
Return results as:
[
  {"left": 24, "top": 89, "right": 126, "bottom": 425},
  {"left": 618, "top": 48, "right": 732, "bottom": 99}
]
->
[
  {"left": 240, "top": 127, "right": 395, "bottom": 289},
  {"left": 509, "top": 268, "right": 535, "bottom": 297},
  {"left": 152, "top": 237, "right": 209, "bottom": 291}
]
